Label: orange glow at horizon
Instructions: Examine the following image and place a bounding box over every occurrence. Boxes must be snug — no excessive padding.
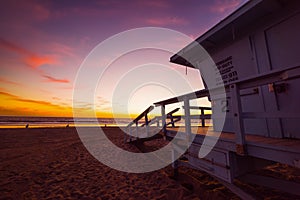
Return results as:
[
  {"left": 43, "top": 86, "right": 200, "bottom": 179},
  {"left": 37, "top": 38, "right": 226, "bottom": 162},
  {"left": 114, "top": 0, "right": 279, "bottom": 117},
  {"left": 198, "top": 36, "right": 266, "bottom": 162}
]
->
[{"left": 0, "top": 91, "right": 117, "bottom": 118}]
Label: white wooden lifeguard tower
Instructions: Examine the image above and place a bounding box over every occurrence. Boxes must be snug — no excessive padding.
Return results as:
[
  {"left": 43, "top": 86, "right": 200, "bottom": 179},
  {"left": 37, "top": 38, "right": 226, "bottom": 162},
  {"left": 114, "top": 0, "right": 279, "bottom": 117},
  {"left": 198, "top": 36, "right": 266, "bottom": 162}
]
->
[{"left": 126, "top": 0, "right": 300, "bottom": 197}]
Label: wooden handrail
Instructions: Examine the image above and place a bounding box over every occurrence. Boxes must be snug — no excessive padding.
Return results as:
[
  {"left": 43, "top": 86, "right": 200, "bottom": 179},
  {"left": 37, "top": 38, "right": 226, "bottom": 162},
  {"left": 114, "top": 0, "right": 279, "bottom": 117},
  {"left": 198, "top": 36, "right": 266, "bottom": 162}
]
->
[
  {"left": 185, "top": 106, "right": 211, "bottom": 110},
  {"left": 125, "top": 105, "right": 154, "bottom": 143},
  {"left": 127, "top": 105, "right": 154, "bottom": 127}
]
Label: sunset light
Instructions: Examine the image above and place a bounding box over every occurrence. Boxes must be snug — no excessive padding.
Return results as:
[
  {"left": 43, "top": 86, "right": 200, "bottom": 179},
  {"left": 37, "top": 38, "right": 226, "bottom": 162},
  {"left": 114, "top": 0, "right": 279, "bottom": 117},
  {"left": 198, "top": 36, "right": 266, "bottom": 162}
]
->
[{"left": 0, "top": 0, "right": 247, "bottom": 118}]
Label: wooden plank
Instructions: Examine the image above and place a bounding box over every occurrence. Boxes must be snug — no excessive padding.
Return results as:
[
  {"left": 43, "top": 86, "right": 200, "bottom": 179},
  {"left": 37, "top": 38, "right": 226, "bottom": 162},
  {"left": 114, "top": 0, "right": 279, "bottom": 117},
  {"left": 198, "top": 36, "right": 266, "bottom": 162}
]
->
[
  {"left": 154, "top": 89, "right": 210, "bottom": 106},
  {"left": 189, "top": 143, "right": 228, "bottom": 165},
  {"left": 186, "top": 154, "right": 232, "bottom": 182},
  {"left": 183, "top": 106, "right": 212, "bottom": 110},
  {"left": 242, "top": 112, "right": 300, "bottom": 119}
]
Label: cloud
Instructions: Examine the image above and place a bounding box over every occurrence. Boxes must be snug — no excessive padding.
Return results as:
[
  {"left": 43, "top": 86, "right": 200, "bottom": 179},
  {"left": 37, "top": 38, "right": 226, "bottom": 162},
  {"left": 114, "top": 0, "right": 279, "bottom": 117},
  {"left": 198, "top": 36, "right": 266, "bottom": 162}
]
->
[
  {"left": 52, "top": 97, "right": 61, "bottom": 100},
  {"left": 14, "top": 98, "right": 57, "bottom": 106},
  {"left": 97, "top": 96, "right": 110, "bottom": 103},
  {"left": 146, "top": 17, "right": 188, "bottom": 26},
  {"left": 0, "top": 38, "right": 30, "bottom": 55},
  {"left": 42, "top": 75, "right": 69, "bottom": 83},
  {"left": 0, "top": 38, "right": 57, "bottom": 68},
  {"left": 0, "top": 91, "right": 19, "bottom": 98},
  {"left": 0, "top": 77, "right": 21, "bottom": 86},
  {"left": 0, "top": 91, "right": 74, "bottom": 116},
  {"left": 26, "top": 55, "right": 56, "bottom": 68},
  {"left": 210, "top": 0, "right": 242, "bottom": 14},
  {"left": 0, "top": 91, "right": 64, "bottom": 109}
]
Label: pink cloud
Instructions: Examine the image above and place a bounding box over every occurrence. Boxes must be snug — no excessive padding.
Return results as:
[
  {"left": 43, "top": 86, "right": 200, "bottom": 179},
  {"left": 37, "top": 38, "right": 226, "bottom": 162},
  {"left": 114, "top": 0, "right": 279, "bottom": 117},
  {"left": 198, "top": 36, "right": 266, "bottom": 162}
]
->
[
  {"left": 146, "top": 17, "right": 188, "bottom": 26},
  {"left": 0, "top": 38, "right": 57, "bottom": 68},
  {"left": 25, "top": 55, "right": 56, "bottom": 69},
  {"left": 43, "top": 75, "right": 70, "bottom": 83},
  {"left": 210, "top": 0, "right": 242, "bottom": 14}
]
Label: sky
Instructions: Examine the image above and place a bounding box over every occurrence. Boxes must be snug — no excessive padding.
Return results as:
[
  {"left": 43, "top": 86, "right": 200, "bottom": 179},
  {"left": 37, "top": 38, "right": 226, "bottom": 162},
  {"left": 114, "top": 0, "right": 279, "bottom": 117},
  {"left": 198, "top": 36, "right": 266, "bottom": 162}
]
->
[{"left": 0, "top": 0, "right": 248, "bottom": 118}]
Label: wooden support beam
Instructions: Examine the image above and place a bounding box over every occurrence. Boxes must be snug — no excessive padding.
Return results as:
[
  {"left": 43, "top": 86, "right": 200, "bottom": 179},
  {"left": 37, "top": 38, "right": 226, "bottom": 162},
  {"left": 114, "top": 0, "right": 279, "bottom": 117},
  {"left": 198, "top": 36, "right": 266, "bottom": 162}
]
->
[
  {"left": 161, "top": 105, "right": 166, "bottom": 134},
  {"left": 183, "top": 98, "right": 192, "bottom": 142},
  {"left": 200, "top": 108, "right": 205, "bottom": 127},
  {"left": 135, "top": 121, "right": 138, "bottom": 138},
  {"left": 172, "top": 149, "right": 179, "bottom": 178},
  {"left": 230, "top": 84, "right": 247, "bottom": 155},
  {"left": 145, "top": 113, "right": 149, "bottom": 137}
]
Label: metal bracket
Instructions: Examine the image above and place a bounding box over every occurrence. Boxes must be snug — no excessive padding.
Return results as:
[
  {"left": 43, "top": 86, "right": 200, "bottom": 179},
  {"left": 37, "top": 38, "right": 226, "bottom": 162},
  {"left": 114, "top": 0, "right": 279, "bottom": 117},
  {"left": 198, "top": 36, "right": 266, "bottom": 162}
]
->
[
  {"left": 268, "top": 83, "right": 288, "bottom": 93},
  {"left": 236, "top": 144, "right": 247, "bottom": 156}
]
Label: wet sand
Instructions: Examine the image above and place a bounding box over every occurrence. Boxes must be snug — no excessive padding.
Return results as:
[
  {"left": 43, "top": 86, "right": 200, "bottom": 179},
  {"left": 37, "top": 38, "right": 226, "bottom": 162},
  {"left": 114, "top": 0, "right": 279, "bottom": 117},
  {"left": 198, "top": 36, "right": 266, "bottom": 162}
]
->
[{"left": 0, "top": 127, "right": 299, "bottom": 199}]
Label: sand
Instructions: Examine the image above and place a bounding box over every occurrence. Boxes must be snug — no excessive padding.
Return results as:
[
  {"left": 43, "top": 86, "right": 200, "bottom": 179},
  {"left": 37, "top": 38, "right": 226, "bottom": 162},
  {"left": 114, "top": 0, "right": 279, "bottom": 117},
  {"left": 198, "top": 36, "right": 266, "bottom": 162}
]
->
[
  {"left": 0, "top": 127, "right": 200, "bottom": 200},
  {"left": 0, "top": 127, "right": 299, "bottom": 200}
]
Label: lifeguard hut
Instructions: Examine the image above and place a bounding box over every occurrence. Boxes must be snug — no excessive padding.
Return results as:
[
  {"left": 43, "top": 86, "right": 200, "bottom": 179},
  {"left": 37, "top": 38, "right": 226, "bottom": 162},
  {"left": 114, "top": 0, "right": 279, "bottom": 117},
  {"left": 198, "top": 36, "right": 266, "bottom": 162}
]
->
[
  {"left": 170, "top": 0, "right": 300, "bottom": 140},
  {"left": 126, "top": 0, "right": 300, "bottom": 197}
]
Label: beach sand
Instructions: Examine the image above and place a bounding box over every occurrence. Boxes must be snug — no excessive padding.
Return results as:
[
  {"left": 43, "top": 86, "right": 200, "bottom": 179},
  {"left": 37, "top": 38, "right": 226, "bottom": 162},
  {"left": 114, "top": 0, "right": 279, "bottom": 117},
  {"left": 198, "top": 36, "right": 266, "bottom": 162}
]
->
[
  {"left": 0, "top": 127, "right": 299, "bottom": 199},
  {"left": 0, "top": 127, "right": 200, "bottom": 200}
]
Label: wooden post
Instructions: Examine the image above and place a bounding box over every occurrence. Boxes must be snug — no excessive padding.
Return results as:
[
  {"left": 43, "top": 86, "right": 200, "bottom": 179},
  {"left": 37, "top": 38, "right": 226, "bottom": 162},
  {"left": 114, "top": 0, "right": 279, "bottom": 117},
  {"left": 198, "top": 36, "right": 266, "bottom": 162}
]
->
[
  {"left": 129, "top": 126, "right": 132, "bottom": 142},
  {"left": 136, "top": 121, "right": 138, "bottom": 139},
  {"left": 161, "top": 105, "right": 166, "bottom": 134},
  {"left": 124, "top": 128, "right": 127, "bottom": 143},
  {"left": 170, "top": 114, "right": 175, "bottom": 127},
  {"left": 230, "top": 84, "right": 247, "bottom": 155},
  {"left": 145, "top": 113, "right": 149, "bottom": 137},
  {"left": 184, "top": 98, "right": 191, "bottom": 142},
  {"left": 172, "top": 149, "right": 179, "bottom": 179},
  {"left": 201, "top": 107, "right": 205, "bottom": 127}
]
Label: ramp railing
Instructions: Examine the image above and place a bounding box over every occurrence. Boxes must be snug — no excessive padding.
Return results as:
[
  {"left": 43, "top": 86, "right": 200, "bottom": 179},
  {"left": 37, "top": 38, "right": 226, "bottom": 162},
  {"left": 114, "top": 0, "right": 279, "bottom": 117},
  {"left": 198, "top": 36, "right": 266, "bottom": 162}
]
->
[
  {"left": 125, "top": 107, "right": 182, "bottom": 142},
  {"left": 125, "top": 105, "right": 154, "bottom": 142}
]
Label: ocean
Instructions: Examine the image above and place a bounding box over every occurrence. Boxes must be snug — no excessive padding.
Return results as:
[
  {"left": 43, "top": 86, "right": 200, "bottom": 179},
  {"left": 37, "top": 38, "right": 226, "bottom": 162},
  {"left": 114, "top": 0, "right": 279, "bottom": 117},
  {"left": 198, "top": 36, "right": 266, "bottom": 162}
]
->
[
  {"left": 0, "top": 116, "right": 211, "bottom": 128},
  {"left": 0, "top": 116, "right": 132, "bottom": 128}
]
